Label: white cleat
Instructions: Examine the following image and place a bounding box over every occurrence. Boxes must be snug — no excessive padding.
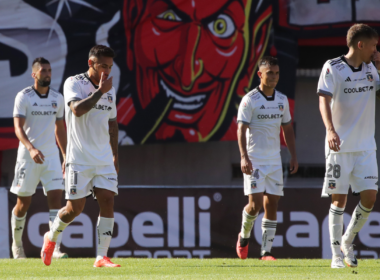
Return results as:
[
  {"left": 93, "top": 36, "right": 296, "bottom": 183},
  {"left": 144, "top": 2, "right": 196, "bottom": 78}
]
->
[
  {"left": 341, "top": 244, "right": 358, "bottom": 267},
  {"left": 331, "top": 255, "right": 345, "bottom": 268},
  {"left": 12, "top": 245, "right": 26, "bottom": 259},
  {"left": 53, "top": 247, "right": 68, "bottom": 259}
]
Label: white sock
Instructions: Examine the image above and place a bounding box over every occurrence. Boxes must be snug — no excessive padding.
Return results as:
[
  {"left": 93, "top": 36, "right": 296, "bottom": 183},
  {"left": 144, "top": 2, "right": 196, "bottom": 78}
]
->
[
  {"left": 261, "top": 218, "right": 277, "bottom": 254},
  {"left": 329, "top": 204, "right": 345, "bottom": 256},
  {"left": 343, "top": 202, "right": 372, "bottom": 244},
  {"left": 49, "top": 209, "right": 62, "bottom": 250},
  {"left": 240, "top": 210, "right": 257, "bottom": 239},
  {"left": 96, "top": 217, "right": 114, "bottom": 261},
  {"left": 49, "top": 215, "right": 70, "bottom": 242},
  {"left": 11, "top": 208, "right": 26, "bottom": 247}
]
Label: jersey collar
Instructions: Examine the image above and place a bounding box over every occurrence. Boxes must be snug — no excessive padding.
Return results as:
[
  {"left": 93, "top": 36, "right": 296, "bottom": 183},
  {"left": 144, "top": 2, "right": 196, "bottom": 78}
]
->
[
  {"left": 84, "top": 72, "right": 99, "bottom": 89},
  {"left": 256, "top": 86, "right": 276, "bottom": 101},
  {"left": 32, "top": 86, "right": 49, "bottom": 99},
  {"left": 341, "top": 55, "right": 363, "bottom": 72}
]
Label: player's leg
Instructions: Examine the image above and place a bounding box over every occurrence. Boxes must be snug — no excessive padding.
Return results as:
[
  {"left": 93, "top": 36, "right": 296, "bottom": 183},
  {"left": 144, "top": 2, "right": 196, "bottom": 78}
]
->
[
  {"left": 260, "top": 165, "right": 283, "bottom": 260},
  {"left": 261, "top": 193, "right": 280, "bottom": 260},
  {"left": 10, "top": 161, "right": 40, "bottom": 259},
  {"left": 330, "top": 193, "right": 347, "bottom": 268},
  {"left": 92, "top": 166, "right": 120, "bottom": 267},
  {"left": 342, "top": 151, "right": 378, "bottom": 267},
  {"left": 46, "top": 189, "right": 68, "bottom": 259}
]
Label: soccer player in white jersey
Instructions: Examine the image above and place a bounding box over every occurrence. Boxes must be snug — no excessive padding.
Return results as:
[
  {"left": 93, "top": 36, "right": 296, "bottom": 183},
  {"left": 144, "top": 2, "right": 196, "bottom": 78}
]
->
[
  {"left": 40, "top": 45, "right": 120, "bottom": 267},
  {"left": 318, "top": 24, "right": 380, "bottom": 269},
  {"left": 11, "top": 57, "right": 67, "bottom": 259},
  {"left": 236, "top": 56, "right": 298, "bottom": 260}
]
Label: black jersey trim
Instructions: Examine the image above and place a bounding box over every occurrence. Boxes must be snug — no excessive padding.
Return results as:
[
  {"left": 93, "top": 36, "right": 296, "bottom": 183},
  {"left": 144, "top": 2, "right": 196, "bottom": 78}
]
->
[
  {"left": 281, "top": 120, "right": 292, "bottom": 125},
  {"left": 84, "top": 72, "right": 99, "bottom": 89},
  {"left": 109, "top": 117, "right": 117, "bottom": 122},
  {"left": 341, "top": 55, "right": 362, "bottom": 72},
  {"left": 13, "top": 114, "right": 26, "bottom": 118},
  {"left": 237, "top": 120, "right": 250, "bottom": 125},
  {"left": 256, "top": 86, "right": 275, "bottom": 101},
  {"left": 56, "top": 116, "right": 64, "bottom": 121},
  {"left": 32, "top": 86, "right": 49, "bottom": 99},
  {"left": 317, "top": 89, "right": 333, "bottom": 97}
]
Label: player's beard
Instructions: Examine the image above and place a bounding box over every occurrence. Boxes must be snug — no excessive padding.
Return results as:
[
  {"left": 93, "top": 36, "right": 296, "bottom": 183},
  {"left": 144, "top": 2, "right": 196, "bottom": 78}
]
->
[{"left": 37, "top": 78, "right": 51, "bottom": 87}]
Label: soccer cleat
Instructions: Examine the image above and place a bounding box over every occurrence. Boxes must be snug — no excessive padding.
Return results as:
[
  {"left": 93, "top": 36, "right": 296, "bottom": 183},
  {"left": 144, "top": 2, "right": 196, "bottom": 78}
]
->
[
  {"left": 41, "top": 232, "right": 56, "bottom": 266},
  {"left": 93, "top": 256, "right": 121, "bottom": 267},
  {"left": 53, "top": 247, "right": 69, "bottom": 259},
  {"left": 341, "top": 244, "right": 358, "bottom": 267},
  {"left": 12, "top": 245, "right": 26, "bottom": 259},
  {"left": 331, "top": 255, "right": 345, "bottom": 268},
  {"left": 236, "top": 234, "right": 249, "bottom": 259},
  {"left": 260, "top": 251, "right": 276, "bottom": 261}
]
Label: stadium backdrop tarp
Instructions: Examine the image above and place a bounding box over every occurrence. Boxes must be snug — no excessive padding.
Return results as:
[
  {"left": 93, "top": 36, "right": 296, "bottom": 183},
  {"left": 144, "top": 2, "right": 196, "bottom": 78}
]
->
[
  {"left": 2, "top": 0, "right": 380, "bottom": 149},
  {"left": 4, "top": 187, "right": 380, "bottom": 259},
  {"left": 0, "top": 188, "right": 9, "bottom": 258}
]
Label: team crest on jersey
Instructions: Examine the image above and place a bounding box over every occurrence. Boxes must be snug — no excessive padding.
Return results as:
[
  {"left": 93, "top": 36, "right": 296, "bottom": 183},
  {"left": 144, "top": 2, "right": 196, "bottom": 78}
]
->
[
  {"left": 51, "top": 101, "right": 57, "bottom": 109},
  {"left": 325, "top": 68, "right": 330, "bottom": 76},
  {"left": 278, "top": 104, "right": 284, "bottom": 111},
  {"left": 367, "top": 74, "right": 373, "bottom": 82},
  {"left": 251, "top": 181, "right": 257, "bottom": 189},
  {"left": 70, "top": 186, "right": 77, "bottom": 195},
  {"left": 328, "top": 180, "right": 336, "bottom": 189},
  {"left": 108, "top": 95, "right": 113, "bottom": 103}
]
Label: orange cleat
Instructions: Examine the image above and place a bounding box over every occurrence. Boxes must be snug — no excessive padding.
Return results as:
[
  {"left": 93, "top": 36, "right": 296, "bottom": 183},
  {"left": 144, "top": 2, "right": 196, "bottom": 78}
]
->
[
  {"left": 41, "top": 232, "right": 56, "bottom": 266},
  {"left": 236, "top": 234, "right": 249, "bottom": 259},
  {"left": 93, "top": 256, "right": 121, "bottom": 267},
  {"left": 260, "top": 252, "right": 277, "bottom": 261}
]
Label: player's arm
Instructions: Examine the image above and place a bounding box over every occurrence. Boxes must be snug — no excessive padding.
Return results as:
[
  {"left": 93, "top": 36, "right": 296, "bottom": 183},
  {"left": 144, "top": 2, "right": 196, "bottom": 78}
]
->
[
  {"left": 237, "top": 122, "right": 252, "bottom": 175},
  {"left": 109, "top": 120, "right": 119, "bottom": 174},
  {"left": 55, "top": 119, "right": 67, "bottom": 174},
  {"left": 281, "top": 123, "right": 298, "bottom": 174},
  {"left": 14, "top": 117, "right": 45, "bottom": 164},
  {"left": 319, "top": 94, "right": 340, "bottom": 152},
  {"left": 70, "top": 73, "right": 113, "bottom": 117}
]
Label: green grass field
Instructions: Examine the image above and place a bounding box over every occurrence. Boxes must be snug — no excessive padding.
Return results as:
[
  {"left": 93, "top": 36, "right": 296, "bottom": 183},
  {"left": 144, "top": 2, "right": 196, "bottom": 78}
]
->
[{"left": 1, "top": 258, "right": 380, "bottom": 279}]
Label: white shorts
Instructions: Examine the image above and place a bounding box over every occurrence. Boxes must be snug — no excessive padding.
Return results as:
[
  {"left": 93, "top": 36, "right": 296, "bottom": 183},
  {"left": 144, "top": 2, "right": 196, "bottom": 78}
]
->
[
  {"left": 65, "top": 164, "right": 118, "bottom": 200},
  {"left": 322, "top": 151, "right": 378, "bottom": 196},
  {"left": 10, "top": 158, "right": 64, "bottom": 197},
  {"left": 243, "top": 165, "right": 284, "bottom": 196}
]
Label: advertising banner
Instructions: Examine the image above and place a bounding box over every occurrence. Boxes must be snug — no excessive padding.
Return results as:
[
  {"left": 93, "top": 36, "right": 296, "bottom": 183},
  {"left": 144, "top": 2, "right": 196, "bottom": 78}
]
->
[{"left": 7, "top": 187, "right": 380, "bottom": 259}]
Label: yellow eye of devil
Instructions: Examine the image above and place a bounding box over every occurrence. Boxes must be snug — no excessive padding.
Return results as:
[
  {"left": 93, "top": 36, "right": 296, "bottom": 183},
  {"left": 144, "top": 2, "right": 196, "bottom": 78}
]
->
[
  {"left": 214, "top": 19, "right": 227, "bottom": 34},
  {"left": 163, "top": 11, "right": 176, "bottom": 21}
]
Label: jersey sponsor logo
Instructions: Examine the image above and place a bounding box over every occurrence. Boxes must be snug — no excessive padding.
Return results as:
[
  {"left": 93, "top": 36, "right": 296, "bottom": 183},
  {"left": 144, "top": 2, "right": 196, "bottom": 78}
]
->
[
  {"left": 51, "top": 101, "right": 57, "bottom": 109},
  {"left": 278, "top": 104, "right": 284, "bottom": 111},
  {"left": 364, "top": 176, "right": 378, "bottom": 179},
  {"left": 328, "top": 180, "right": 336, "bottom": 189},
  {"left": 260, "top": 105, "right": 265, "bottom": 109},
  {"left": 257, "top": 114, "right": 283, "bottom": 119},
  {"left": 325, "top": 68, "right": 330, "bottom": 77},
  {"left": 93, "top": 104, "right": 112, "bottom": 111},
  {"left": 31, "top": 111, "right": 56, "bottom": 116},
  {"left": 33, "top": 103, "right": 38, "bottom": 106},
  {"left": 108, "top": 177, "right": 117, "bottom": 181},
  {"left": 336, "top": 64, "right": 345, "bottom": 71},
  {"left": 344, "top": 86, "right": 374, "bottom": 93},
  {"left": 345, "top": 77, "right": 351, "bottom": 82},
  {"left": 367, "top": 74, "right": 373, "bottom": 82},
  {"left": 52, "top": 178, "right": 62, "bottom": 181},
  {"left": 88, "top": 92, "right": 92, "bottom": 96}
]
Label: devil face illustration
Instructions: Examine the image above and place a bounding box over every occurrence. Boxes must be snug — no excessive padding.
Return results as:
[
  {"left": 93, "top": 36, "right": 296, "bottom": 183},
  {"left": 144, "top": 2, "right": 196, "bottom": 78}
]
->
[{"left": 123, "top": 0, "right": 272, "bottom": 143}]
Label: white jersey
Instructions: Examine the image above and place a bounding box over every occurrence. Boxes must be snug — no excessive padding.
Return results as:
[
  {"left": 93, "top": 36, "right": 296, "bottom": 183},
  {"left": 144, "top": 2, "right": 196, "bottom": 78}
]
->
[
  {"left": 237, "top": 87, "right": 292, "bottom": 165},
  {"left": 317, "top": 56, "right": 379, "bottom": 155},
  {"left": 64, "top": 73, "right": 117, "bottom": 166},
  {"left": 13, "top": 86, "right": 64, "bottom": 161}
]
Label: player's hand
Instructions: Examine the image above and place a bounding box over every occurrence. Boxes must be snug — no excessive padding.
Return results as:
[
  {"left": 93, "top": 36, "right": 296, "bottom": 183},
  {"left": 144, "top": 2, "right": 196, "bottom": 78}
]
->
[
  {"left": 289, "top": 157, "right": 298, "bottom": 174},
  {"left": 327, "top": 130, "right": 340, "bottom": 152},
  {"left": 241, "top": 155, "right": 253, "bottom": 175},
  {"left": 113, "top": 156, "right": 119, "bottom": 174},
  {"left": 373, "top": 51, "right": 380, "bottom": 70},
  {"left": 99, "top": 72, "right": 113, "bottom": 94},
  {"left": 29, "top": 148, "right": 45, "bottom": 164}
]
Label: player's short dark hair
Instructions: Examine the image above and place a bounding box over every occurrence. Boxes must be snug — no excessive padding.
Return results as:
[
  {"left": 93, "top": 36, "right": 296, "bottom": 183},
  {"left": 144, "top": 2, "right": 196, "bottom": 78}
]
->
[
  {"left": 88, "top": 45, "right": 115, "bottom": 59},
  {"left": 32, "top": 57, "right": 50, "bottom": 67},
  {"left": 258, "top": 56, "right": 278, "bottom": 69},
  {"left": 347, "top": 24, "right": 378, "bottom": 48}
]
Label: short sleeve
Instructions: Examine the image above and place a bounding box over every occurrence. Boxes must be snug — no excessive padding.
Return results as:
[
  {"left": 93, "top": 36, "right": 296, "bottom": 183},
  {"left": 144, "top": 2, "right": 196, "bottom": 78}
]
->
[
  {"left": 317, "top": 62, "right": 335, "bottom": 97},
  {"left": 109, "top": 89, "right": 117, "bottom": 121},
  {"left": 56, "top": 94, "right": 64, "bottom": 120},
  {"left": 237, "top": 95, "right": 253, "bottom": 125},
  {"left": 13, "top": 92, "right": 27, "bottom": 118},
  {"left": 64, "top": 77, "right": 82, "bottom": 107},
  {"left": 282, "top": 98, "right": 292, "bottom": 124}
]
